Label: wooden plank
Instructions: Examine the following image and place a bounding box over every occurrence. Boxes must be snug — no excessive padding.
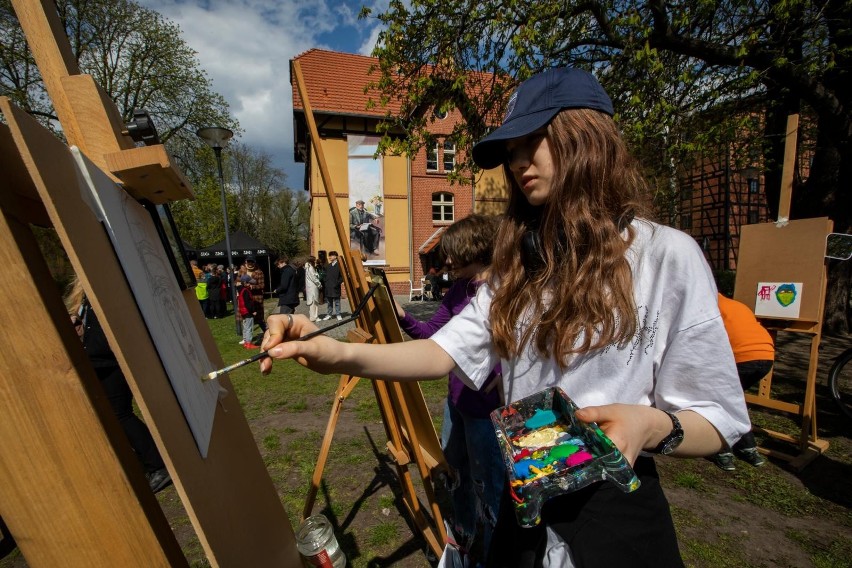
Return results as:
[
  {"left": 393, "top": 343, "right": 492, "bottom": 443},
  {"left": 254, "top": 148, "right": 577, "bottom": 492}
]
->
[
  {"left": 0, "top": 122, "right": 183, "bottom": 567},
  {"left": 777, "top": 114, "right": 799, "bottom": 220},
  {"left": 1, "top": 98, "right": 299, "bottom": 567},
  {"left": 0, "top": 125, "right": 50, "bottom": 227},
  {"left": 10, "top": 0, "right": 85, "bottom": 150},
  {"left": 105, "top": 144, "right": 195, "bottom": 203}
]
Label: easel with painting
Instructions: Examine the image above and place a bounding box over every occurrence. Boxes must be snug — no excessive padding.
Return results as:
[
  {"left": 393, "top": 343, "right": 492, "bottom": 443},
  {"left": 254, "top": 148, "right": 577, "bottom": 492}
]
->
[
  {"left": 291, "top": 60, "right": 449, "bottom": 556},
  {"left": 732, "top": 115, "right": 832, "bottom": 470},
  {"left": 0, "top": 1, "right": 298, "bottom": 565}
]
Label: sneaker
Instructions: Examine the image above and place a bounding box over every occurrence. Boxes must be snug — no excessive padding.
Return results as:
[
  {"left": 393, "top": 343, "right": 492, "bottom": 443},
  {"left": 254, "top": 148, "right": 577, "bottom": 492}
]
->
[
  {"left": 709, "top": 452, "right": 736, "bottom": 471},
  {"left": 243, "top": 342, "right": 260, "bottom": 349},
  {"left": 734, "top": 447, "right": 766, "bottom": 467},
  {"left": 336, "top": 315, "right": 343, "bottom": 321},
  {"left": 146, "top": 468, "right": 172, "bottom": 494},
  {"left": 320, "top": 315, "right": 332, "bottom": 321}
]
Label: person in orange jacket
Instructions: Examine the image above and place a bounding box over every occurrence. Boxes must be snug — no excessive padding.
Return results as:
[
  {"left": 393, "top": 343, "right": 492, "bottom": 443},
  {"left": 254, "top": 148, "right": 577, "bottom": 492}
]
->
[{"left": 714, "top": 293, "right": 774, "bottom": 470}]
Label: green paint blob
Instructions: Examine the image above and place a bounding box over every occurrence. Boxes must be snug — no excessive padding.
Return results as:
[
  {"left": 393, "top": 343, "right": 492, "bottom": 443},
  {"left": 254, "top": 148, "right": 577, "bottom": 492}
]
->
[{"left": 547, "top": 444, "right": 579, "bottom": 460}]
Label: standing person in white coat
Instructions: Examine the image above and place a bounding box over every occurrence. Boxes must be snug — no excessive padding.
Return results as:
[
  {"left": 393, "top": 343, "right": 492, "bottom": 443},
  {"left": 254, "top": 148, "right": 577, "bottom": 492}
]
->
[{"left": 303, "top": 255, "right": 322, "bottom": 322}]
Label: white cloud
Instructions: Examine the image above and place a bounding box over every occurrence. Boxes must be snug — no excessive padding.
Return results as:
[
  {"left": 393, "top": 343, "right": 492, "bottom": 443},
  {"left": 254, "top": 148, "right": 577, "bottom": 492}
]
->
[{"left": 138, "top": 0, "right": 388, "bottom": 187}]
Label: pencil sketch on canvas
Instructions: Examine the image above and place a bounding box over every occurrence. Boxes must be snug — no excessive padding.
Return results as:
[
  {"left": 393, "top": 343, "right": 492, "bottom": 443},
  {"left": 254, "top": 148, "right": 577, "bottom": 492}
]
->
[{"left": 71, "top": 147, "right": 219, "bottom": 457}]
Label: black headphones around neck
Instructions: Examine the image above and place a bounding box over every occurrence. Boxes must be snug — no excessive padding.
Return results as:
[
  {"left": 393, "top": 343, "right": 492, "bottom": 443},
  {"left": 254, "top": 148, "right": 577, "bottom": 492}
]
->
[{"left": 520, "top": 211, "right": 635, "bottom": 277}]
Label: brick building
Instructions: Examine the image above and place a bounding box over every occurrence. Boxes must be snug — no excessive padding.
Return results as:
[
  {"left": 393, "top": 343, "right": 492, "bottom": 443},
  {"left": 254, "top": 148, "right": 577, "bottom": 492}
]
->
[
  {"left": 676, "top": 148, "right": 770, "bottom": 272},
  {"left": 290, "top": 49, "right": 508, "bottom": 296},
  {"left": 675, "top": 120, "right": 814, "bottom": 273}
]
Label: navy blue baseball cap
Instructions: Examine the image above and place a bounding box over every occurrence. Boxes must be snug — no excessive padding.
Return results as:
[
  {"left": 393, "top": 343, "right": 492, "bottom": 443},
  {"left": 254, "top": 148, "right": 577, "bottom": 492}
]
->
[{"left": 472, "top": 67, "right": 614, "bottom": 169}]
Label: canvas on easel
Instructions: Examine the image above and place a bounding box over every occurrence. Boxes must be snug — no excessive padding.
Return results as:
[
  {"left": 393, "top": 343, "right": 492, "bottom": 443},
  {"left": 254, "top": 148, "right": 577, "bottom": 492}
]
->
[{"left": 733, "top": 218, "right": 832, "bottom": 470}]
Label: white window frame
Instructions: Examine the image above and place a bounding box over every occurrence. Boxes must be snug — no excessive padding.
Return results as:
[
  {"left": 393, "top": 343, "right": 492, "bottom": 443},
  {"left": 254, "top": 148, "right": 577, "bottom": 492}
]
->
[
  {"left": 426, "top": 141, "right": 439, "bottom": 172},
  {"left": 432, "top": 192, "right": 454, "bottom": 222},
  {"left": 443, "top": 140, "right": 456, "bottom": 171}
]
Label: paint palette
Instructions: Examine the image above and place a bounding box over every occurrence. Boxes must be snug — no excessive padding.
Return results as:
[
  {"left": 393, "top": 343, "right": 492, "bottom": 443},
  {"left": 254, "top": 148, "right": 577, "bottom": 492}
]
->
[{"left": 490, "top": 387, "right": 640, "bottom": 527}]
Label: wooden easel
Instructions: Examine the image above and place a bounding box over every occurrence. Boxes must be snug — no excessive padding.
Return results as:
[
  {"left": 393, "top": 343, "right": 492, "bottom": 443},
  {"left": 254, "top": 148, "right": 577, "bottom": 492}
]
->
[
  {"left": 292, "top": 60, "right": 448, "bottom": 556},
  {"left": 0, "top": 1, "right": 298, "bottom": 565},
  {"left": 733, "top": 114, "right": 831, "bottom": 470}
]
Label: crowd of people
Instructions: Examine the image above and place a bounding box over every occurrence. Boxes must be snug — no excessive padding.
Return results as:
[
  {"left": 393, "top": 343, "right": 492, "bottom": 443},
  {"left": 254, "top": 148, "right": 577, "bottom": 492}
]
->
[{"left": 188, "top": 251, "right": 357, "bottom": 346}]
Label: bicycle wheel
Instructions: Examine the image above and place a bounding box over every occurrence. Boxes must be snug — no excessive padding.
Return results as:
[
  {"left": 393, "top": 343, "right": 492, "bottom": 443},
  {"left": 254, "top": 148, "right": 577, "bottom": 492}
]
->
[{"left": 828, "top": 347, "right": 852, "bottom": 421}]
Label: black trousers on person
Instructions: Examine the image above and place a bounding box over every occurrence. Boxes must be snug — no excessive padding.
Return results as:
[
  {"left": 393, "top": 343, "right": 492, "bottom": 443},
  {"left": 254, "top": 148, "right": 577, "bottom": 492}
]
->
[
  {"left": 96, "top": 365, "right": 165, "bottom": 473},
  {"left": 735, "top": 360, "right": 773, "bottom": 450},
  {"left": 487, "top": 456, "right": 683, "bottom": 568}
]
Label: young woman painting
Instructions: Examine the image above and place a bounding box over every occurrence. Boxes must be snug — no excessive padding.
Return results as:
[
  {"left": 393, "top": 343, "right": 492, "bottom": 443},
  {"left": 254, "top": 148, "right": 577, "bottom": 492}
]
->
[{"left": 259, "top": 68, "right": 749, "bottom": 567}]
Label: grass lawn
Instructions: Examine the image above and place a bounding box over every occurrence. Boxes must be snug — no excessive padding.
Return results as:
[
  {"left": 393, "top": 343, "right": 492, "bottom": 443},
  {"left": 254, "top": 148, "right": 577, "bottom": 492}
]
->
[{"left": 1, "top": 301, "right": 850, "bottom": 567}]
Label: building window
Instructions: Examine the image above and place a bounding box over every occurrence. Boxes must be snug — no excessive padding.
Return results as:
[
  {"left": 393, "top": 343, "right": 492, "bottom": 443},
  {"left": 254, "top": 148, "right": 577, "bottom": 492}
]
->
[
  {"left": 432, "top": 192, "right": 454, "bottom": 222},
  {"left": 680, "top": 212, "right": 692, "bottom": 230},
  {"left": 748, "top": 210, "right": 760, "bottom": 224},
  {"left": 443, "top": 140, "right": 456, "bottom": 171},
  {"left": 434, "top": 108, "right": 447, "bottom": 120},
  {"left": 748, "top": 178, "right": 759, "bottom": 194},
  {"left": 426, "top": 142, "right": 439, "bottom": 171}
]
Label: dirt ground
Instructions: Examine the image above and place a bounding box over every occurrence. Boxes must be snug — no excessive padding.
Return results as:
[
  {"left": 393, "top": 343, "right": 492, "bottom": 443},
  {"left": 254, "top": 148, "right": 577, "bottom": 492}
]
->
[
  {"left": 243, "top": 299, "right": 852, "bottom": 568},
  {"left": 2, "top": 298, "right": 850, "bottom": 567}
]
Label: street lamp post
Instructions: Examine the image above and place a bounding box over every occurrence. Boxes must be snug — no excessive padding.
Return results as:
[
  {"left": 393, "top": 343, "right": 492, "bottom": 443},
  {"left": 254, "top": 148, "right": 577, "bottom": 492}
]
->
[{"left": 196, "top": 126, "right": 239, "bottom": 335}]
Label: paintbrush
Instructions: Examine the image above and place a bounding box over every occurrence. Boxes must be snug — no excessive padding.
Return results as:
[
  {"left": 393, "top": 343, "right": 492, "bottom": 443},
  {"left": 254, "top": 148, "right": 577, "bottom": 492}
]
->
[{"left": 202, "top": 284, "right": 378, "bottom": 381}]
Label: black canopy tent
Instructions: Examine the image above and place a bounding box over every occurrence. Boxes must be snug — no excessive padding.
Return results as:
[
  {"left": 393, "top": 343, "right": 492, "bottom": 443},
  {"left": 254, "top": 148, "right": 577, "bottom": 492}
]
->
[{"left": 196, "top": 230, "right": 273, "bottom": 294}]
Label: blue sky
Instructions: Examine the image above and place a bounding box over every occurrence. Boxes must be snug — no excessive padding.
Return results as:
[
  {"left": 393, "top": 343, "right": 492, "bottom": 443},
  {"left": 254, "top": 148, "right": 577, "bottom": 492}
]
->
[{"left": 138, "top": 0, "right": 391, "bottom": 187}]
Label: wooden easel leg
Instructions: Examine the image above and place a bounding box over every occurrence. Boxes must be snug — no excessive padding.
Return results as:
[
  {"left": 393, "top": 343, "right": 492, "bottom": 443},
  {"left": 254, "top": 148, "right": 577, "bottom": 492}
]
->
[
  {"left": 302, "top": 374, "right": 360, "bottom": 519},
  {"left": 372, "top": 380, "right": 445, "bottom": 557},
  {"left": 390, "top": 382, "right": 448, "bottom": 548}
]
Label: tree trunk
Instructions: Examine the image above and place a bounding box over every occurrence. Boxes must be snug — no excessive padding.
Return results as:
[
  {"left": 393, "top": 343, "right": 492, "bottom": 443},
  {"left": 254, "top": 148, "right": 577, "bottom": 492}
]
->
[{"left": 824, "top": 260, "right": 851, "bottom": 334}]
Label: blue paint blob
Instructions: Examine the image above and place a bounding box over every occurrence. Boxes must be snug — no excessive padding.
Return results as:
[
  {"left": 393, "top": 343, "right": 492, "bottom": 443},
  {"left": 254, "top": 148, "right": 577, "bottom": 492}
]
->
[
  {"left": 514, "top": 459, "right": 545, "bottom": 479},
  {"left": 524, "top": 408, "right": 558, "bottom": 429}
]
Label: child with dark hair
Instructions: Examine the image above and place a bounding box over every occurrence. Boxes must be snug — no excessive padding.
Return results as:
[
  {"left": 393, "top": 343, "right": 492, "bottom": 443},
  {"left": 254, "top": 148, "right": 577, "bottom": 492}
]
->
[
  {"left": 395, "top": 214, "right": 503, "bottom": 563},
  {"left": 238, "top": 274, "right": 258, "bottom": 349},
  {"left": 261, "top": 68, "right": 749, "bottom": 568}
]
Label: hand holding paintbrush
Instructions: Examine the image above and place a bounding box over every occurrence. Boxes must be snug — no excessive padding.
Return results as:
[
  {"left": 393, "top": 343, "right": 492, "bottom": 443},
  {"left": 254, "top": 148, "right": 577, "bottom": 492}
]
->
[{"left": 203, "top": 285, "right": 378, "bottom": 381}]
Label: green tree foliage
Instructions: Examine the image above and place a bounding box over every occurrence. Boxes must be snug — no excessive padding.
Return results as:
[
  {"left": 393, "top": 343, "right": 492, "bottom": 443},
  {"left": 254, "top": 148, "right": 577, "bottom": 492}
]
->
[
  {"left": 174, "top": 143, "right": 309, "bottom": 259},
  {"left": 364, "top": 0, "right": 851, "bottom": 332},
  {"left": 0, "top": 1, "right": 307, "bottom": 278},
  {"left": 227, "top": 142, "right": 309, "bottom": 258},
  {"left": 0, "top": 0, "right": 238, "bottom": 173}
]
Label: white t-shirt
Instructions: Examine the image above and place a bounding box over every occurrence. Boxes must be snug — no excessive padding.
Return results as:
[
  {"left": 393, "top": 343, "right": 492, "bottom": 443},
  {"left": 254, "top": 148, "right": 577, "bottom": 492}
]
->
[
  {"left": 431, "top": 219, "right": 750, "bottom": 449},
  {"left": 432, "top": 220, "right": 750, "bottom": 566}
]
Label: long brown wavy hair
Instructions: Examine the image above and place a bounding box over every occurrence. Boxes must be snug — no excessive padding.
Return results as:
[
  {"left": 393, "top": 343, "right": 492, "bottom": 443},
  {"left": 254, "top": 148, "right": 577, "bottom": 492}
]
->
[{"left": 489, "top": 108, "right": 653, "bottom": 365}]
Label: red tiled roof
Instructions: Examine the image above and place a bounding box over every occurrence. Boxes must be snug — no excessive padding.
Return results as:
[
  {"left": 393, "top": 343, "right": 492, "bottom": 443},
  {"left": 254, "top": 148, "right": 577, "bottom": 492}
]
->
[{"left": 291, "top": 48, "right": 401, "bottom": 117}]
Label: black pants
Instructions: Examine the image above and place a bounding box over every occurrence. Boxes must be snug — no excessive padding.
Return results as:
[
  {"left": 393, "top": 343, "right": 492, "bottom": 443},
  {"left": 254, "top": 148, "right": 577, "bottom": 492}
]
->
[
  {"left": 734, "top": 360, "right": 772, "bottom": 450},
  {"left": 97, "top": 365, "right": 165, "bottom": 473},
  {"left": 253, "top": 300, "right": 267, "bottom": 331},
  {"left": 207, "top": 295, "right": 223, "bottom": 318},
  {"left": 274, "top": 302, "right": 299, "bottom": 315},
  {"left": 488, "top": 457, "right": 683, "bottom": 568}
]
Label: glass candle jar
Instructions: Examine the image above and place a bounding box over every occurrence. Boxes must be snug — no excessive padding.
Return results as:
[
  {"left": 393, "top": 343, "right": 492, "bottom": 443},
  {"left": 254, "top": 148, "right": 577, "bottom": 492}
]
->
[{"left": 295, "top": 514, "right": 346, "bottom": 568}]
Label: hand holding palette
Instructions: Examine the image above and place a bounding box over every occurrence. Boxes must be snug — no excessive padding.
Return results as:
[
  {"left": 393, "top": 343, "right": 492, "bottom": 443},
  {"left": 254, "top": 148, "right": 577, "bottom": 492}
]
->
[{"left": 490, "top": 387, "right": 641, "bottom": 527}]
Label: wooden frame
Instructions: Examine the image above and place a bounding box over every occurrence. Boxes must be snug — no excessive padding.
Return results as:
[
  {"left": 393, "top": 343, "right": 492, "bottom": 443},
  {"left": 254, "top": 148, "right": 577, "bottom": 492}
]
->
[
  {"left": 0, "top": 1, "right": 300, "bottom": 564},
  {"left": 732, "top": 115, "right": 831, "bottom": 470},
  {"left": 292, "top": 60, "right": 448, "bottom": 556}
]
